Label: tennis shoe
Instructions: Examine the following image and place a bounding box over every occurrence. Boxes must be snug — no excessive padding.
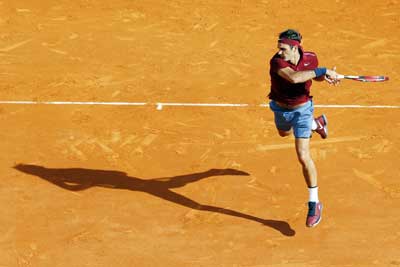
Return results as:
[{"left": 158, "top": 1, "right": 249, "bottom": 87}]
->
[
  {"left": 306, "top": 201, "right": 322, "bottom": 227},
  {"left": 314, "top": 114, "right": 328, "bottom": 139}
]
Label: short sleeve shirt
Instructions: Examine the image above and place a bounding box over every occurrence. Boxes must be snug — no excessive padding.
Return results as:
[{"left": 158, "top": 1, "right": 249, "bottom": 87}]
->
[{"left": 268, "top": 48, "right": 319, "bottom": 106}]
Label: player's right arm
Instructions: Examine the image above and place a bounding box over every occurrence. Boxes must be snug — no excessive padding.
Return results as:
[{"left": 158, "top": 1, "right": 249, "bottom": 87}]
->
[
  {"left": 277, "top": 67, "right": 317, "bottom": 84},
  {"left": 278, "top": 66, "right": 340, "bottom": 85}
]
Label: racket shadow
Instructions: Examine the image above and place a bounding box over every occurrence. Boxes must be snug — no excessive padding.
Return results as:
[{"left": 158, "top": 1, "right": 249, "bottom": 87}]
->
[{"left": 14, "top": 164, "right": 295, "bottom": 236}]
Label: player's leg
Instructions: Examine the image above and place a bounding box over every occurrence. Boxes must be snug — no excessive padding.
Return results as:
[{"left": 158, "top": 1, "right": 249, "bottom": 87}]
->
[
  {"left": 292, "top": 102, "right": 317, "bottom": 186},
  {"left": 277, "top": 129, "right": 291, "bottom": 137},
  {"left": 295, "top": 137, "right": 322, "bottom": 227},
  {"left": 293, "top": 101, "right": 322, "bottom": 227},
  {"left": 295, "top": 137, "right": 317, "bottom": 187}
]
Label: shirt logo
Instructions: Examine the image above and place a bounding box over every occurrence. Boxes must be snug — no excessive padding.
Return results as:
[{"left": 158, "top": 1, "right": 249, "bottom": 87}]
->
[{"left": 304, "top": 62, "right": 311, "bottom": 66}]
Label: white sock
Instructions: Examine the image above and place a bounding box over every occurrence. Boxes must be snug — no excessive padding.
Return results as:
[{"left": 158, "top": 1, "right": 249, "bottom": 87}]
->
[
  {"left": 308, "top": 186, "right": 319, "bottom": 202},
  {"left": 311, "top": 119, "right": 317, "bottom": 130}
]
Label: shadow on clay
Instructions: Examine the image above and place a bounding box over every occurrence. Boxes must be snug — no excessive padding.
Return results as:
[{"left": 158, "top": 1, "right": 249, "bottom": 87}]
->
[{"left": 14, "top": 164, "right": 295, "bottom": 236}]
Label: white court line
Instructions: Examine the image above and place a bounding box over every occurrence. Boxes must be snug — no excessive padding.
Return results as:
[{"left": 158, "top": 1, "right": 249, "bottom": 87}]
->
[
  {"left": 259, "top": 103, "right": 400, "bottom": 109},
  {"left": 156, "top": 102, "right": 249, "bottom": 110},
  {"left": 157, "top": 102, "right": 249, "bottom": 107},
  {"left": 314, "top": 104, "right": 400, "bottom": 109},
  {"left": 0, "top": 101, "right": 147, "bottom": 106},
  {"left": 0, "top": 101, "right": 399, "bottom": 109}
]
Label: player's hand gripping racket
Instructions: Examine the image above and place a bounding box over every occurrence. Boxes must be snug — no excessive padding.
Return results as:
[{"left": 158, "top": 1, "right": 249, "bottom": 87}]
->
[{"left": 337, "top": 75, "right": 389, "bottom": 82}]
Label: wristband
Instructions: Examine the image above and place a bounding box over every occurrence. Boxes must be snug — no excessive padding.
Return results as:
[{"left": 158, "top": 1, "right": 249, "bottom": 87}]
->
[{"left": 314, "top": 67, "right": 327, "bottom": 77}]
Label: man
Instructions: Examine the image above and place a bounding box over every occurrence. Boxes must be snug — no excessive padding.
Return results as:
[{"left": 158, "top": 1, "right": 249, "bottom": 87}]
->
[{"left": 268, "top": 29, "right": 340, "bottom": 227}]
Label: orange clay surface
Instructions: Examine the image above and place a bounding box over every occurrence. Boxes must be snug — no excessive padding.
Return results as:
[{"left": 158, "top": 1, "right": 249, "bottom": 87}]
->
[{"left": 1, "top": 0, "right": 400, "bottom": 266}]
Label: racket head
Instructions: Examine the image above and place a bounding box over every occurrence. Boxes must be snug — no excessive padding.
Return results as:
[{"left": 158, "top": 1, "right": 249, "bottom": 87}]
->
[{"left": 353, "top": 76, "right": 389, "bottom": 82}]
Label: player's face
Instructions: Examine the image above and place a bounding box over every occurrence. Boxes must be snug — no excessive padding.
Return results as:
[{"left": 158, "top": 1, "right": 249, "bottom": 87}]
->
[{"left": 277, "top": 43, "right": 295, "bottom": 61}]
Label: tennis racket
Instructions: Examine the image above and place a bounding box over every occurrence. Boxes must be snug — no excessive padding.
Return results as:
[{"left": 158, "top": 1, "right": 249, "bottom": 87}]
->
[{"left": 337, "top": 75, "right": 389, "bottom": 82}]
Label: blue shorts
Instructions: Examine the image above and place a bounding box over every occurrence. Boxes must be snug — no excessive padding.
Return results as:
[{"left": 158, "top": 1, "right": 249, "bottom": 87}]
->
[{"left": 269, "top": 100, "right": 314, "bottom": 138}]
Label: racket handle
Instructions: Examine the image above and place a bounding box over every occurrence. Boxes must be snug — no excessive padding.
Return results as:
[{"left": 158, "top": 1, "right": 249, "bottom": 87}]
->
[{"left": 337, "top": 75, "right": 344, "bottom": 79}]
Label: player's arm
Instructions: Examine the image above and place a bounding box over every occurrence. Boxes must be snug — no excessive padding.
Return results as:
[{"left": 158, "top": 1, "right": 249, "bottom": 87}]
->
[
  {"left": 313, "top": 75, "right": 325, "bottom": 82},
  {"left": 277, "top": 67, "right": 318, "bottom": 84},
  {"left": 278, "top": 66, "right": 339, "bottom": 85}
]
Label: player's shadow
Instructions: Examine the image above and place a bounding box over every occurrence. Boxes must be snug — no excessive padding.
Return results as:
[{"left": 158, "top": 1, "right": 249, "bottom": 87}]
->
[{"left": 14, "top": 164, "right": 295, "bottom": 236}]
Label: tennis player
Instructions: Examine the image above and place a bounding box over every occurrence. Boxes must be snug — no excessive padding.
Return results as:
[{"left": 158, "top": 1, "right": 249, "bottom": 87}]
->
[{"left": 268, "top": 29, "right": 341, "bottom": 227}]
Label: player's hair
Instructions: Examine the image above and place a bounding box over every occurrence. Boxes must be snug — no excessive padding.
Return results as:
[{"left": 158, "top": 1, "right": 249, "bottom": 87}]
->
[{"left": 279, "top": 29, "right": 302, "bottom": 42}]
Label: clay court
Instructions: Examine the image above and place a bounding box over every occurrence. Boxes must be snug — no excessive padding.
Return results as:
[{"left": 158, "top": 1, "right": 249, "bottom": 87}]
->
[{"left": 1, "top": 0, "right": 399, "bottom": 266}]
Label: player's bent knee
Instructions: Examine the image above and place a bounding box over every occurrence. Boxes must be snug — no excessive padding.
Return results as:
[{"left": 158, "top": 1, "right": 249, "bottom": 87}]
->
[{"left": 278, "top": 130, "right": 291, "bottom": 137}]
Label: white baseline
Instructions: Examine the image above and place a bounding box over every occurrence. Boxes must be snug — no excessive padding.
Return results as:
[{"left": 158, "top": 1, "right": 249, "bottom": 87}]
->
[{"left": 0, "top": 101, "right": 399, "bottom": 109}]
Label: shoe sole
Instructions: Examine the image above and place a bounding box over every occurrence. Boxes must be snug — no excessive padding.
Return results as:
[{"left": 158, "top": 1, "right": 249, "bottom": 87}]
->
[
  {"left": 321, "top": 114, "right": 328, "bottom": 126},
  {"left": 321, "top": 114, "right": 328, "bottom": 139}
]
